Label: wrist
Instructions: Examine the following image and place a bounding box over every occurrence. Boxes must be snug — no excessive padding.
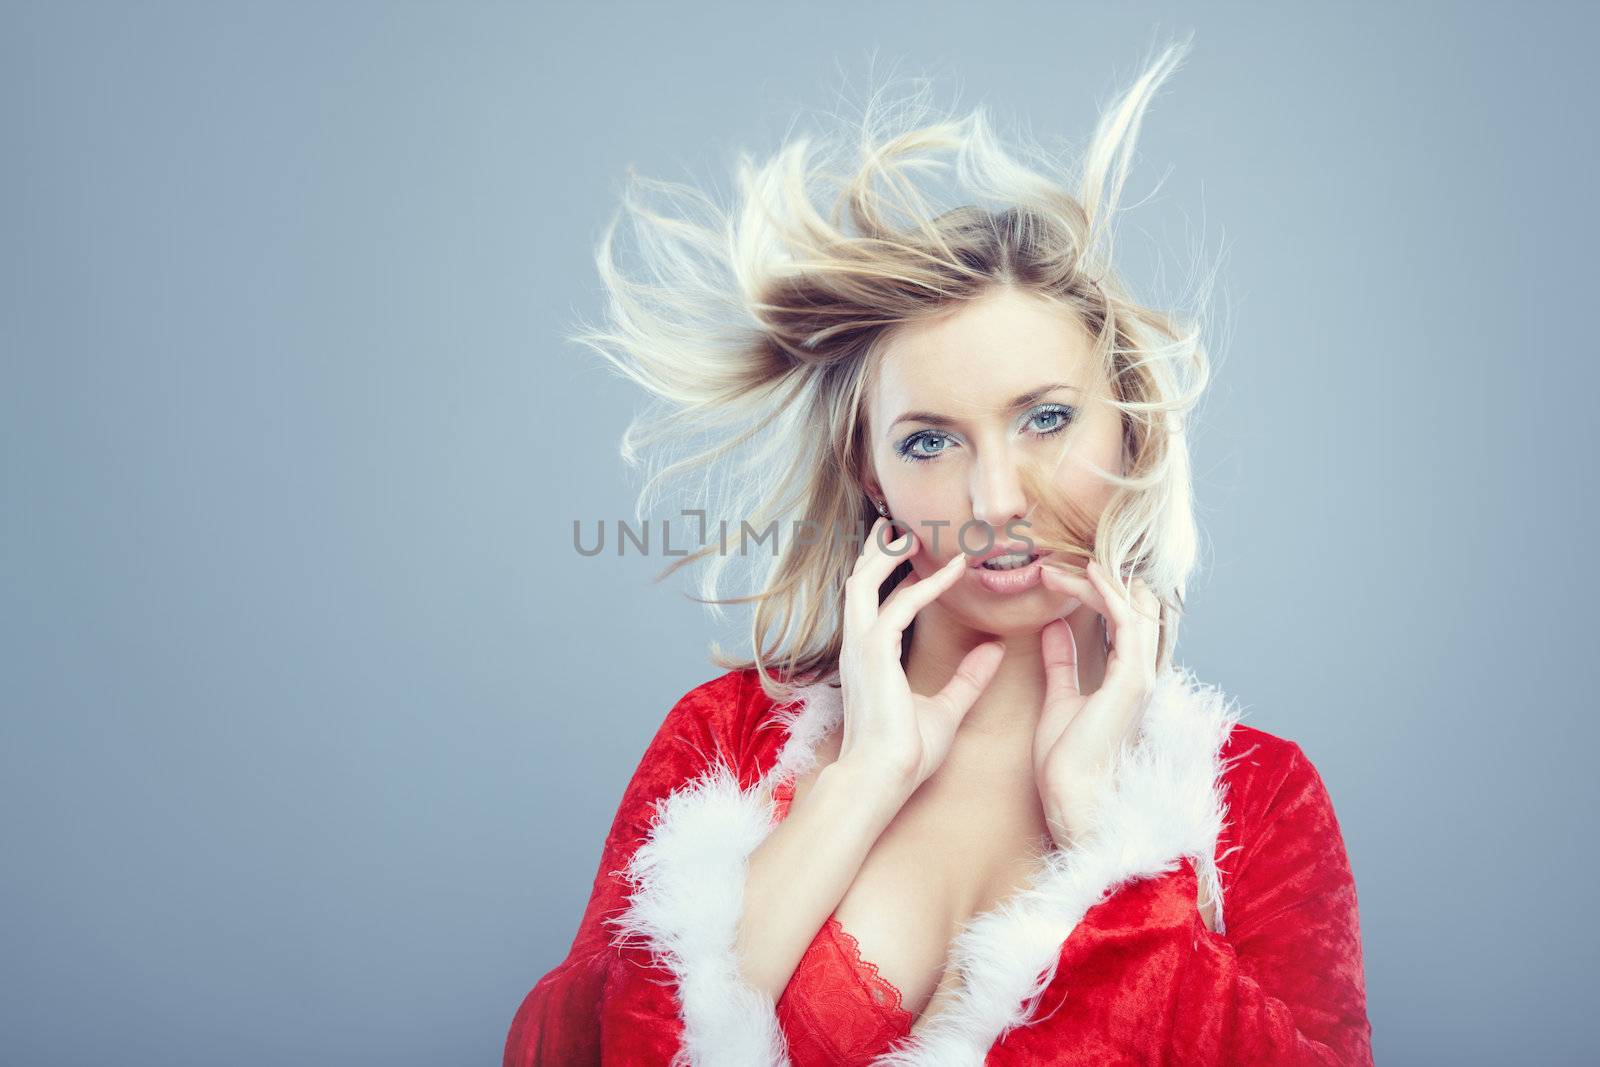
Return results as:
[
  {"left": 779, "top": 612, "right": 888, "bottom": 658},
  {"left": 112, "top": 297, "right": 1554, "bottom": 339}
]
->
[
  {"left": 1040, "top": 775, "right": 1107, "bottom": 852},
  {"left": 819, "top": 757, "right": 915, "bottom": 822},
  {"left": 1043, "top": 804, "right": 1080, "bottom": 851}
]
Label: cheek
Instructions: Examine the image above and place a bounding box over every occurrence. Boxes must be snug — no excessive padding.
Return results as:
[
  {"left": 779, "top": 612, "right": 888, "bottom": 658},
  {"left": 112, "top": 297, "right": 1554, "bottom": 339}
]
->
[
  {"left": 1054, "top": 419, "right": 1126, "bottom": 502},
  {"left": 888, "top": 485, "right": 972, "bottom": 561},
  {"left": 1051, "top": 460, "right": 1114, "bottom": 510}
]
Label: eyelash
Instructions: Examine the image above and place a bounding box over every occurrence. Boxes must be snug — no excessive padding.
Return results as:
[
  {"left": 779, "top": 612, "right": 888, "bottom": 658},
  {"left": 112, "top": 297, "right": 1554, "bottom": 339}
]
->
[{"left": 893, "top": 404, "right": 1077, "bottom": 464}]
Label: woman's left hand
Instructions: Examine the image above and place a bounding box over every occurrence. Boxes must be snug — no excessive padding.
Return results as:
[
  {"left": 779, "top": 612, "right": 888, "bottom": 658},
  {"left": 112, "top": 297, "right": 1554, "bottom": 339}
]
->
[{"left": 1033, "top": 559, "right": 1162, "bottom": 852}]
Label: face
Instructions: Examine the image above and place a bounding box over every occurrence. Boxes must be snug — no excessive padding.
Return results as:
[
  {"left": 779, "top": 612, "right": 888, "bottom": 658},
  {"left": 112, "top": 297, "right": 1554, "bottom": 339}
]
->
[{"left": 865, "top": 286, "right": 1126, "bottom": 636}]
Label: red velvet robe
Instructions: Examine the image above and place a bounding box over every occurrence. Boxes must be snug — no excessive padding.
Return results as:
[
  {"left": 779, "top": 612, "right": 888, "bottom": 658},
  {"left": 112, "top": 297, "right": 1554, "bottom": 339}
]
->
[{"left": 504, "top": 664, "right": 1373, "bottom": 1066}]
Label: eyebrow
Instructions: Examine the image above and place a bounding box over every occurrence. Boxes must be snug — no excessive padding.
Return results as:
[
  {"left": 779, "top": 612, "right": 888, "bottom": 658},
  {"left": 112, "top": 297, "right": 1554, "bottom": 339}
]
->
[{"left": 887, "top": 383, "right": 1079, "bottom": 434}]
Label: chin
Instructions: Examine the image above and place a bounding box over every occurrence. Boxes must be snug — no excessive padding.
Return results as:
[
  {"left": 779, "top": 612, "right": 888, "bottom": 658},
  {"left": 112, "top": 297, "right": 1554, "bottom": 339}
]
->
[{"left": 947, "top": 590, "right": 1065, "bottom": 637}]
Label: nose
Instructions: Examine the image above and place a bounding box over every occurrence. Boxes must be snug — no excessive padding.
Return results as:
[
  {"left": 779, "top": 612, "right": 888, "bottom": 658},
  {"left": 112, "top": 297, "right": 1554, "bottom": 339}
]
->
[{"left": 970, "top": 449, "right": 1029, "bottom": 535}]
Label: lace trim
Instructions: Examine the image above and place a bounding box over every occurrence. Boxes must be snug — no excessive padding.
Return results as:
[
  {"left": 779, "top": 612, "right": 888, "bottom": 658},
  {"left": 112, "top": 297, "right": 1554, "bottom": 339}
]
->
[
  {"left": 824, "top": 913, "right": 915, "bottom": 1023},
  {"left": 774, "top": 778, "right": 915, "bottom": 1025},
  {"left": 772, "top": 777, "right": 795, "bottom": 819}
]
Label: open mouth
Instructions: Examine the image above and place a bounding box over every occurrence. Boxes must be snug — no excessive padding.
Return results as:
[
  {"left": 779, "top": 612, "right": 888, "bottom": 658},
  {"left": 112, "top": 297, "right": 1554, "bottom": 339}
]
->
[{"left": 977, "top": 550, "right": 1042, "bottom": 571}]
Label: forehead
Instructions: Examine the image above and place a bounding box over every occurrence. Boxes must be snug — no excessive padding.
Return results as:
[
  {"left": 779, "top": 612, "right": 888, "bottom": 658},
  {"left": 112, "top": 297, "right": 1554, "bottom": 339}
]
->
[{"left": 870, "top": 289, "right": 1098, "bottom": 420}]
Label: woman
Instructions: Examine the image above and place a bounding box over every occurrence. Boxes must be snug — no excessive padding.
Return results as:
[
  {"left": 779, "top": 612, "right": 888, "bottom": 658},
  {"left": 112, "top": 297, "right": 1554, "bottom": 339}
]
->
[{"left": 506, "top": 38, "right": 1373, "bottom": 1066}]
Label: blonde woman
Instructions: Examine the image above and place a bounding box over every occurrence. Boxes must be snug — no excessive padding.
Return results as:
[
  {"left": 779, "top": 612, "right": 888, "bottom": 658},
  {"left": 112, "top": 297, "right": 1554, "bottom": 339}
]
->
[{"left": 506, "top": 37, "right": 1373, "bottom": 1067}]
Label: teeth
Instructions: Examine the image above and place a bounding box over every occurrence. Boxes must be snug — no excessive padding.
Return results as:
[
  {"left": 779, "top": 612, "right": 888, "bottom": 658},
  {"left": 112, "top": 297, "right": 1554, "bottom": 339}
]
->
[{"left": 981, "top": 552, "right": 1036, "bottom": 571}]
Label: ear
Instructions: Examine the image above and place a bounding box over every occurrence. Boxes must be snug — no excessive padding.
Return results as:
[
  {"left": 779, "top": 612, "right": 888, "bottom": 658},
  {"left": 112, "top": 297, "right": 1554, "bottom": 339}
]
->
[{"left": 857, "top": 460, "right": 884, "bottom": 510}]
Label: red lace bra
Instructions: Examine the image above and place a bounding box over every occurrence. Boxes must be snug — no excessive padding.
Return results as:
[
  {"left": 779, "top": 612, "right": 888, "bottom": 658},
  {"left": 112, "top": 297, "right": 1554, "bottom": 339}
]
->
[{"left": 769, "top": 777, "right": 916, "bottom": 1064}]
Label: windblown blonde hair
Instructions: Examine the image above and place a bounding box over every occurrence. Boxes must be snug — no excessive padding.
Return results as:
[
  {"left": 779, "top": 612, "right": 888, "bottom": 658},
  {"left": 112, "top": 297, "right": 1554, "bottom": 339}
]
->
[{"left": 568, "top": 36, "right": 1220, "bottom": 703}]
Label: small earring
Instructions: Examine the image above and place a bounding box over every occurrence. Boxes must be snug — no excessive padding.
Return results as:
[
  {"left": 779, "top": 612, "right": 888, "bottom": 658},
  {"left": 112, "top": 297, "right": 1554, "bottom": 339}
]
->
[{"left": 875, "top": 499, "right": 890, "bottom": 517}]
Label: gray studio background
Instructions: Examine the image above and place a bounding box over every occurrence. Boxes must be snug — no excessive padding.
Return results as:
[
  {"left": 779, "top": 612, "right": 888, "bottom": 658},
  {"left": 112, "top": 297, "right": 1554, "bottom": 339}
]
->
[{"left": 5, "top": 2, "right": 1596, "bottom": 1064}]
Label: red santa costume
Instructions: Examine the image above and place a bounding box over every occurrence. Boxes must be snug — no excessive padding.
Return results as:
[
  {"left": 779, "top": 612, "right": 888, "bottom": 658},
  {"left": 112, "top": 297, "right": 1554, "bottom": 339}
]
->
[{"left": 504, "top": 662, "right": 1373, "bottom": 1065}]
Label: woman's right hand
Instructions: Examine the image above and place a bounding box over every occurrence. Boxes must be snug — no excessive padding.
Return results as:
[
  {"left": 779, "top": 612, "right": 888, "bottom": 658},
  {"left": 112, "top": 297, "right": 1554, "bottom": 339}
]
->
[{"left": 836, "top": 516, "right": 1007, "bottom": 795}]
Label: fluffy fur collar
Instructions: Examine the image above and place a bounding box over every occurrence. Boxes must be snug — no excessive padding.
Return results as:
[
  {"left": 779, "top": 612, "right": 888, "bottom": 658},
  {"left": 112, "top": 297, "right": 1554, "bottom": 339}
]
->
[{"left": 606, "top": 664, "right": 1244, "bottom": 1066}]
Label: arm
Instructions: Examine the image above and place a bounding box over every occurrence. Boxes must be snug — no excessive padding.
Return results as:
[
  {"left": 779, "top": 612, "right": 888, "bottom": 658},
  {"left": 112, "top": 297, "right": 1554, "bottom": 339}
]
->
[
  {"left": 737, "top": 757, "right": 909, "bottom": 1000},
  {"left": 502, "top": 672, "right": 744, "bottom": 1067},
  {"left": 1001, "top": 741, "right": 1373, "bottom": 1066}
]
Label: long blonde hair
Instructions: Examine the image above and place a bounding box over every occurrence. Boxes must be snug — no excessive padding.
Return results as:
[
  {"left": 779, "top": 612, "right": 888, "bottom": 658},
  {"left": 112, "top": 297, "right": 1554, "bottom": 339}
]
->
[{"left": 567, "top": 36, "right": 1219, "bottom": 703}]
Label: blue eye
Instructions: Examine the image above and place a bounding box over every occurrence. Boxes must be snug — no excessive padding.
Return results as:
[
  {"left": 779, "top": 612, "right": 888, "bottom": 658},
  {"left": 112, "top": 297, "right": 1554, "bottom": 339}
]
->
[
  {"left": 895, "top": 430, "right": 952, "bottom": 463},
  {"left": 893, "top": 405, "right": 1076, "bottom": 464},
  {"left": 1027, "top": 404, "right": 1075, "bottom": 435}
]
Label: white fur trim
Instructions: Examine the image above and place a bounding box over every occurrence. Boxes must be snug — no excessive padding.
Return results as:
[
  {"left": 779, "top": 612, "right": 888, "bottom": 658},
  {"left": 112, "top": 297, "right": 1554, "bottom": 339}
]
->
[
  {"left": 604, "top": 760, "right": 791, "bottom": 1067},
  {"left": 606, "top": 664, "right": 1242, "bottom": 1067}
]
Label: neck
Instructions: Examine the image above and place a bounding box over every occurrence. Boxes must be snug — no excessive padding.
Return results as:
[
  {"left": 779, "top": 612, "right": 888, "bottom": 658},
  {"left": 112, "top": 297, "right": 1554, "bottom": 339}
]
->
[{"left": 904, "top": 602, "right": 1109, "bottom": 742}]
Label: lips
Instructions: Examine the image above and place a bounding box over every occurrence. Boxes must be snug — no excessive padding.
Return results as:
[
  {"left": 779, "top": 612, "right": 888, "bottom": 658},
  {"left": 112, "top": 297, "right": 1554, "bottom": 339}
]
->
[
  {"left": 968, "top": 552, "right": 1047, "bottom": 594},
  {"left": 968, "top": 541, "right": 1041, "bottom": 568}
]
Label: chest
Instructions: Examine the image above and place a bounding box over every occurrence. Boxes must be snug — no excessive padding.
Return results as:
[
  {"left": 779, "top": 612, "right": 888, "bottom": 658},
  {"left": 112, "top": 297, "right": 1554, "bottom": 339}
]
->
[{"left": 782, "top": 731, "right": 1054, "bottom": 1029}]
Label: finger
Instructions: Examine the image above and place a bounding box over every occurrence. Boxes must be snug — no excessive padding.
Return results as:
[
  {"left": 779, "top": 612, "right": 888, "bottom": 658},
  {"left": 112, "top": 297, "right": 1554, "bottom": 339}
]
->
[
  {"left": 1089, "top": 567, "right": 1158, "bottom": 690},
  {"left": 928, "top": 640, "right": 1005, "bottom": 729},
  {"left": 1040, "top": 563, "right": 1113, "bottom": 633},
  {"left": 1087, "top": 559, "right": 1131, "bottom": 622},
  {"left": 1128, "top": 575, "right": 1161, "bottom": 622},
  {"left": 1103, "top": 570, "right": 1159, "bottom": 667},
  {"left": 851, "top": 515, "right": 916, "bottom": 576},
  {"left": 846, "top": 517, "right": 918, "bottom": 636},
  {"left": 1040, "top": 616, "right": 1080, "bottom": 703},
  {"left": 876, "top": 551, "right": 968, "bottom": 634},
  {"left": 1085, "top": 559, "right": 1130, "bottom": 654},
  {"left": 1128, "top": 577, "right": 1162, "bottom": 669}
]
